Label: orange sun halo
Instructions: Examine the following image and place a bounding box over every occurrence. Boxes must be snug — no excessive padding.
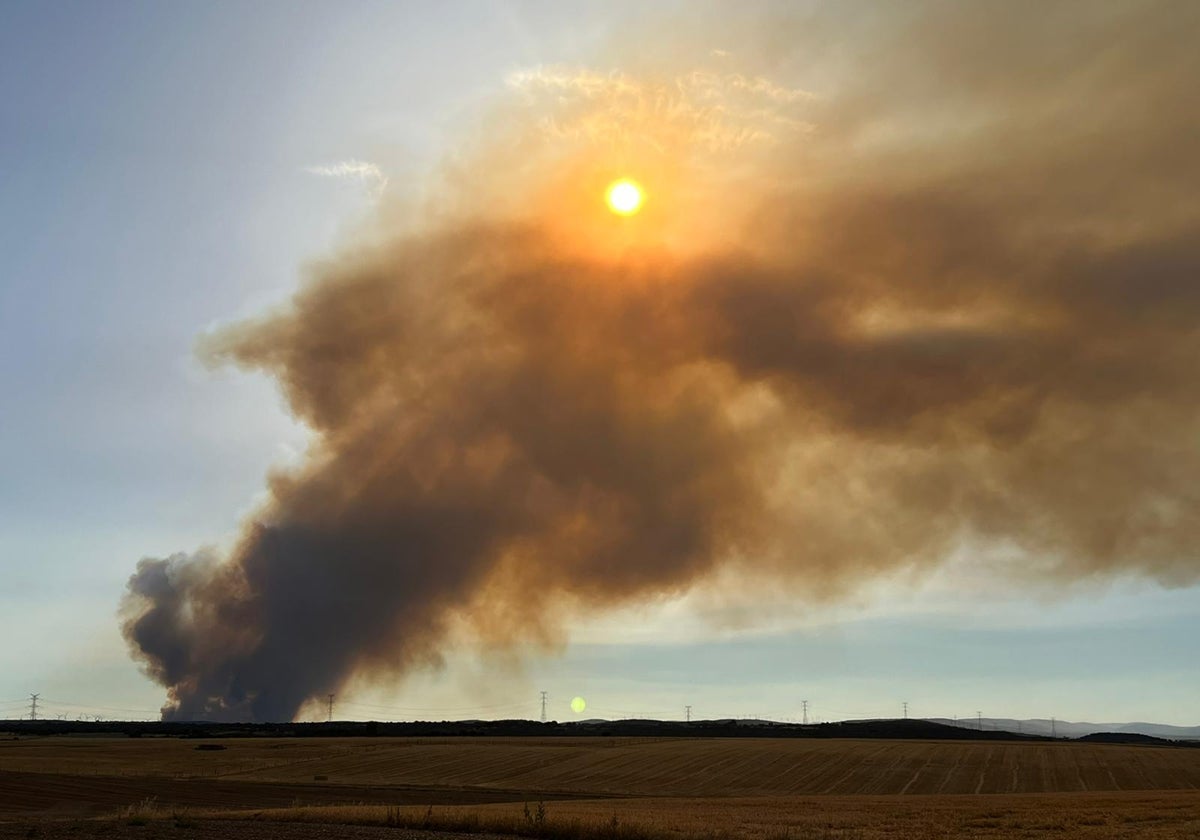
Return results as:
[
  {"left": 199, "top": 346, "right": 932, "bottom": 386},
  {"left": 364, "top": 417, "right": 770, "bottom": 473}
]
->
[{"left": 606, "top": 179, "right": 644, "bottom": 216}]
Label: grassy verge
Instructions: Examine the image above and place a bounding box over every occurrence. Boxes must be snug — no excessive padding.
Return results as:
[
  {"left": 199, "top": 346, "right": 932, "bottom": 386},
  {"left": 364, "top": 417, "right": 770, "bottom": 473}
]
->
[
  {"left": 116, "top": 796, "right": 198, "bottom": 828},
  {"left": 198, "top": 802, "right": 808, "bottom": 840}
]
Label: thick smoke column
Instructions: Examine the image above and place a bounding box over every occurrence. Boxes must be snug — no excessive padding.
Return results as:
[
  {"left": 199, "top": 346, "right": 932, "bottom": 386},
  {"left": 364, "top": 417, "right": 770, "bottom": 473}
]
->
[{"left": 124, "top": 1, "right": 1200, "bottom": 721}]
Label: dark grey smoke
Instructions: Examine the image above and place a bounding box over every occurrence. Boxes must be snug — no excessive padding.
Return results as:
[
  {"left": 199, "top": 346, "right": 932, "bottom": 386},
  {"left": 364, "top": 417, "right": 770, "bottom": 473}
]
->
[{"left": 123, "top": 0, "right": 1200, "bottom": 721}]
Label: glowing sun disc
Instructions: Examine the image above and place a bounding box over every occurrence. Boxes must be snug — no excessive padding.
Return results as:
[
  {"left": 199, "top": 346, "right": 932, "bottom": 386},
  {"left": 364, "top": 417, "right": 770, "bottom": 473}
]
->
[
  {"left": 606, "top": 179, "right": 644, "bottom": 215},
  {"left": 570, "top": 696, "right": 587, "bottom": 714}
]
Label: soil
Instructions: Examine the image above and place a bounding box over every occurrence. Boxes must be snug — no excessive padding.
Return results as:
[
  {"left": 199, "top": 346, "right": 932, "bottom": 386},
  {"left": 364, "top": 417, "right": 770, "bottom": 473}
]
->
[{"left": 0, "top": 821, "right": 517, "bottom": 840}]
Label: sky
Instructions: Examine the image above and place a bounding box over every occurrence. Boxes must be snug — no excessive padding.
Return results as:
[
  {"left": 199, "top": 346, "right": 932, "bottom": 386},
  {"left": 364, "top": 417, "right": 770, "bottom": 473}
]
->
[{"left": 2, "top": 1, "right": 1198, "bottom": 725}]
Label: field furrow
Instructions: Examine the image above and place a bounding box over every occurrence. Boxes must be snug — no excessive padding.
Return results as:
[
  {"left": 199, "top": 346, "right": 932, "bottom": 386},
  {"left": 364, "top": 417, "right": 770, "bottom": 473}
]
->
[{"left": 5, "top": 736, "right": 1200, "bottom": 801}]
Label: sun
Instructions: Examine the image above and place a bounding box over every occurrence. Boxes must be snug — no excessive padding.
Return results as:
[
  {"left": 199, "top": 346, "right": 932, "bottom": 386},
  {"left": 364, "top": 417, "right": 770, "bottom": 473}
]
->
[{"left": 606, "top": 179, "right": 644, "bottom": 216}]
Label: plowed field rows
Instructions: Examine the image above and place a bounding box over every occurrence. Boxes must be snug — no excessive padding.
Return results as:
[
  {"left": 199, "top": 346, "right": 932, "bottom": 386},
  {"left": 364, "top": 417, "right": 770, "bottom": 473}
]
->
[
  {"left": 436, "top": 790, "right": 1200, "bottom": 838},
  {"left": 0, "top": 769, "right": 571, "bottom": 818},
  {"left": 4, "top": 737, "right": 1200, "bottom": 798}
]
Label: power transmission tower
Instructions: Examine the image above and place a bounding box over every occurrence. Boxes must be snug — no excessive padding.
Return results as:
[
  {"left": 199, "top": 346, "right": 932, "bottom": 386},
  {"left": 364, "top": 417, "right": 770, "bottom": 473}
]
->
[
  {"left": 902, "top": 701, "right": 908, "bottom": 720},
  {"left": 327, "top": 694, "right": 334, "bottom": 723},
  {"left": 28, "top": 694, "right": 39, "bottom": 721},
  {"left": 801, "top": 700, "right": 809, "bottom": 725},
  {"left": 540, "top": 691, "right": 548, "bottom": 722},
  {"left": 1051, "top": 716, "right": 1057, "bottom": 738},
  {"left": 977, "top": 710, "right": 983, "bottom": 731},
  {"left": 685, "top": 705, "right": 692, "bottom": 723}
]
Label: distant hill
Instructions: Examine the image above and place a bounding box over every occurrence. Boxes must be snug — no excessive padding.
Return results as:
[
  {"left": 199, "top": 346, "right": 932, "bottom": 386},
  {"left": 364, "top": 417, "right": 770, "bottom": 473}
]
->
[
  {"left": 1077, "top": 732, "right": 1176, "bottom": 746},
  {"left": 929, "top": 717, "right": 1200, "bottom": 740},
  {"left": 0, "top": 717, "right": 1041, "bottom": 741},
  {"left": 3, "top": 716, "right": 1195, "bottom": 743}
]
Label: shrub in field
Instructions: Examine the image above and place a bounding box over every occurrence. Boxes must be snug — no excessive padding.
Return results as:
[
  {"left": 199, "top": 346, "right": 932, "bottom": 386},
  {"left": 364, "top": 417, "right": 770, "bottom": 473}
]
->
[{"left": 120, "top": 796, "right": 161, "bottom": 825}]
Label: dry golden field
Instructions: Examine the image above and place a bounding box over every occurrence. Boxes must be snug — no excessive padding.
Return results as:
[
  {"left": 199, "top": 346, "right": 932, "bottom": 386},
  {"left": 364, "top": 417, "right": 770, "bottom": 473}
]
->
[
  {"left": 218, "top": 792, "right": 1200, "bottom": 839},
  {"left": 3, "top": 736, "right": 1200, "bottom": 838},
  {"left": 5, "top": 736, "right": 1200, "bottom": 795}
]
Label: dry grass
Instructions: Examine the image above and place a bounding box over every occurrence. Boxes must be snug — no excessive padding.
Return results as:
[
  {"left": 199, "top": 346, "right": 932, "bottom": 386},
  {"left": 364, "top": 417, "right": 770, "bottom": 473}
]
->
[
  {"left": 0, "top": 736, "right": 354, "bottom": 779},
  {"left": 207, "top": 792, "right": 1200, "bottom": 839},
  {"left": 7, "top": 737, "right": 1200, "bottom": 838},
  {"left": 6, "top": 736, "right": 1200, "bottom": 795},
  {"left": 116, "top": 797, "right": 197, "bottom": 828}
]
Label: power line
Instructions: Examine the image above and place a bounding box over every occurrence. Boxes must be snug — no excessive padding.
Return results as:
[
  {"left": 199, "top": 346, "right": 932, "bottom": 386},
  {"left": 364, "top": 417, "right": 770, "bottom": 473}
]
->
[
  {"left": 338, "top": 699, "right": 532, "bottom": 714},
  {"left": 39, "top": 699, "right": 161, "bottom": 714},
  {"left": 587, "top": 702, "right": 687, "bottom": 719}
]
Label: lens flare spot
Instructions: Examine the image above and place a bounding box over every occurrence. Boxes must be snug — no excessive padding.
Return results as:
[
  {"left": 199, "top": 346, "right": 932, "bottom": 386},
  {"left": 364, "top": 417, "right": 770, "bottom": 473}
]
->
[
  {"left": 570, "top": 696, "right": 587, "bottom": 714},
  {"left": 606, "top": 179, "right": 644, "bottom": 215}
]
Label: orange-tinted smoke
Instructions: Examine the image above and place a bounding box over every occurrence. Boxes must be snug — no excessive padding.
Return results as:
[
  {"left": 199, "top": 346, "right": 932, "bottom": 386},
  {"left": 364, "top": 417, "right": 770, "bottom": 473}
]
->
[{"left": 123, "top": 1, "right": 1200, "bottom": 720}]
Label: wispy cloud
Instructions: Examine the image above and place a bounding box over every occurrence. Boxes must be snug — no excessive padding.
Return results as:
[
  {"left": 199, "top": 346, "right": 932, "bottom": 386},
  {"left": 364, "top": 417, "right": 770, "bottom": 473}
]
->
[
  {"left": 304, "top": 159, "right": 388, "bottom": 197},
  {"left": 505, "top": 65, "right": 813, "bottom": 154}
]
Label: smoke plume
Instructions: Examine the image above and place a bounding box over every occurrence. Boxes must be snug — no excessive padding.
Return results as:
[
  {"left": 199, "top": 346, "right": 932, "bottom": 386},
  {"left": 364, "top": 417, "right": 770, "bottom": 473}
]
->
[{"left": 123, "top": 1, "right": 1200, "bottom": 721}]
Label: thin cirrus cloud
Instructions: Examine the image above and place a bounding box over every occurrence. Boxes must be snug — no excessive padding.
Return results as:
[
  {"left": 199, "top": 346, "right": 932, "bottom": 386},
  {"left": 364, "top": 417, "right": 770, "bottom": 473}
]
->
[
  {"left": 505, "top": 65, "right": 812, "bottom": 153},
  {"left": 304, "top": 159, "right": 389, "bottom": 197}
]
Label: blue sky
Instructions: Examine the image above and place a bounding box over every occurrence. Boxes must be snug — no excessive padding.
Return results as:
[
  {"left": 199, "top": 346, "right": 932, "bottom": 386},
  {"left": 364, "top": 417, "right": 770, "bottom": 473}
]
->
[{"left": 1, "top": 1, "right": 1197, "bottom": 725}]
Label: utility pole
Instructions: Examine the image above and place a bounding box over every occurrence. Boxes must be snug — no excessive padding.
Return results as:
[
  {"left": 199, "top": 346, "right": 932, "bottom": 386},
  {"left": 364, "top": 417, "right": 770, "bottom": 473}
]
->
[
  {"left": 685, "top": 705, "right": 692, "bottom": 723},
  {"left": 540, "top": 691, "right": 548, "bottom": 723},
  {"left": 902, "top": 701, "right": 909, "bottom": 720},
  {"left": 801, "top": 700, "right": 809, "bottom": 725},
  {"left": 977, "top": 711, "right": 983, "bottom": 731},
  {"left": 28, "top": 694, "right": 39, "bottom": 722},
  {"left": 327, "top": 694, "right": 334, "bottom": 723},
  {"left": 1051, "top": 716, "right": 1057, "bottom": 738}
]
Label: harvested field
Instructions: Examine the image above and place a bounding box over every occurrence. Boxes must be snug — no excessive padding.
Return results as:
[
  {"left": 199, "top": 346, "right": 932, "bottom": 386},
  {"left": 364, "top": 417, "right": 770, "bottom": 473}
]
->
[
  {"left": 5, "top": 737, "right": 1200, "bottom": 838},
  {"left": 216, "top": 791, "right": 1200, "bottom": 839},
  {"left": 4, "top": 737, "right": 1200, "bottom": 797},
  {"left": 0, "top": 769, "right": 588, "bottom": 819},
  {"left": 0, "top": 820, "right": 512, "bottom": 840}
]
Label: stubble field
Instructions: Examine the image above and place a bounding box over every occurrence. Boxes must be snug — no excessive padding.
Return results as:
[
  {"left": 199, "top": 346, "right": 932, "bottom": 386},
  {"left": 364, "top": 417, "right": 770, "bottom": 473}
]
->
[{"left": 2, "top": 736, "right": 1199, "bottom": 838}]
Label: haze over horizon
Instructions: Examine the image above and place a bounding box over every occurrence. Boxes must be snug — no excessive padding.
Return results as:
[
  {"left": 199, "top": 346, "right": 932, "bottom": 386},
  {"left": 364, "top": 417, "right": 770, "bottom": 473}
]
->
[{"left": 2, "top": 0, "right": 1199, "bottom": 727}]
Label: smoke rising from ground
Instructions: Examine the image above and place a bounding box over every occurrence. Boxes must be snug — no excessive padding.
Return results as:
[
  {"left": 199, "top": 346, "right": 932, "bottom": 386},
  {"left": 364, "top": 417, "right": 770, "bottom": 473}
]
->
[{"left": 123, "top": 1, "right": 1200, "bottom": 721}]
